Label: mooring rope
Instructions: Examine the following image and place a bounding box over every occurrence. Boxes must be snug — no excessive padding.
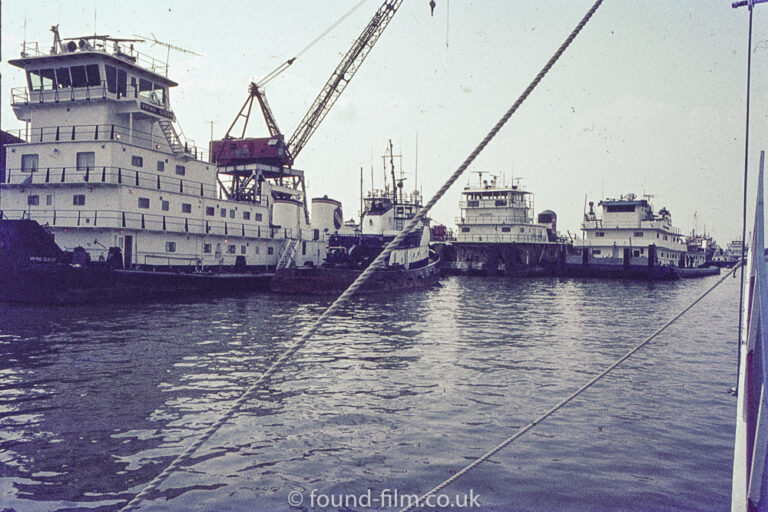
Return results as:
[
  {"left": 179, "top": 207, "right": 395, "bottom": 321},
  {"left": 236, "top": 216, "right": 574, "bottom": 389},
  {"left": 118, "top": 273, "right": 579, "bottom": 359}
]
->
[
  {"left": 119, "top": 1, "right": 604, "bottom": 509},
  {"left": 399, "top": 262, "right": 743, "bottom": 512}
]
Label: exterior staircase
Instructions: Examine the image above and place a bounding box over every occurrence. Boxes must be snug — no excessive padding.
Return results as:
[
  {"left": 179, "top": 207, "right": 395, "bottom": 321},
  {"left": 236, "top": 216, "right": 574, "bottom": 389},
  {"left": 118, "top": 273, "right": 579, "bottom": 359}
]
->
[
  {"left": 158, "top": 120, "right": 185, "bottom": 154},
  {"left": 276, "top": 239, "right": 299, "bottom": 269}
]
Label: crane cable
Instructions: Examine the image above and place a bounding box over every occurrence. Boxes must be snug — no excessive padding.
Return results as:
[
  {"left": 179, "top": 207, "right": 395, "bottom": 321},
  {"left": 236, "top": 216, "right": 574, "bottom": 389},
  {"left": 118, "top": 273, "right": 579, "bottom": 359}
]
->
[
  {"left": 258, "top": 0, "right": 369, "bottom": 87},
  {"left": 118, "top": 0, "right": 604, "bottom": 509}
]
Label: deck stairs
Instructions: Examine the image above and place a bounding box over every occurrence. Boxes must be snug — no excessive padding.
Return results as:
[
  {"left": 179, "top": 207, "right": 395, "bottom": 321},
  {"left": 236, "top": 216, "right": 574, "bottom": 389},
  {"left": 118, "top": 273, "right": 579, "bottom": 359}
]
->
[{"left": 276, "top": 239, "right": 299, "bottom": 269}]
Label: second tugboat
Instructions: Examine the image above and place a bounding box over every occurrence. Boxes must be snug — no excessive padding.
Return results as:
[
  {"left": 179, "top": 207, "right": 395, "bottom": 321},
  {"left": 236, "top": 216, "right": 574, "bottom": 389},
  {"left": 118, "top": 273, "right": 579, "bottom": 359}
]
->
[{"left": 271, "top": 142, "right": 440, "bottom": 294}]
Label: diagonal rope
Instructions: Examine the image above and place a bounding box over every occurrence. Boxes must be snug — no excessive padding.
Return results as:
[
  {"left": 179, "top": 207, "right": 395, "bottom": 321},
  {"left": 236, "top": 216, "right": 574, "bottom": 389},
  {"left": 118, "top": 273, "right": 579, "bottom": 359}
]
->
[
  {"left": 399, "top": 262, "right": 744, "bottom": 512},
  {"left": 119, "top": 1, "right": 604, "bottom": 509}
]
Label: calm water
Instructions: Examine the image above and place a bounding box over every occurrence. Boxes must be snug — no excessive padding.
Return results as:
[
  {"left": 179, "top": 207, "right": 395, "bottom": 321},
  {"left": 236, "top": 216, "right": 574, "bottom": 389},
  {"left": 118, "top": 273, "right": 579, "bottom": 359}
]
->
[{"left": 0, "top": 275, "right": 740, "bottom": 511}]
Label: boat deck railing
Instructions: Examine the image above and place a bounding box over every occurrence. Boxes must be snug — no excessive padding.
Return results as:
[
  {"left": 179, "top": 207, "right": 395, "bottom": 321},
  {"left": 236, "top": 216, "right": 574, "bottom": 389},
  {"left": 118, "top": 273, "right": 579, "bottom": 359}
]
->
[
  {"left": 4, "top": 165, "right": 221, "bottom": 200},
  {"left": 0, "top": 208, "right": 299, "bottom": 241},
  {"left": 455, "top": 232, "right": 550, "bottom": 244},
  {"left": 19, "top": 40, "right": 169, "bottom": 76},
  {"left": 456, "top": 214, "right": 535, "bottom": 225},
  {"left": 4, "top": 120, "right": 208, "bottom": 162},
  {"left": 582, "top": 219, "right": 682, "bottom": 235}
]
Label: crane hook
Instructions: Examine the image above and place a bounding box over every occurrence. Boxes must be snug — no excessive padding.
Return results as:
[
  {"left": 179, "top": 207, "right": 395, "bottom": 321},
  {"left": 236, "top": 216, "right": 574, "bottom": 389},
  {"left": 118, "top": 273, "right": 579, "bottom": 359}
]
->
[{"left": 430, "top": 0, "right": 436, "bottom": 16}]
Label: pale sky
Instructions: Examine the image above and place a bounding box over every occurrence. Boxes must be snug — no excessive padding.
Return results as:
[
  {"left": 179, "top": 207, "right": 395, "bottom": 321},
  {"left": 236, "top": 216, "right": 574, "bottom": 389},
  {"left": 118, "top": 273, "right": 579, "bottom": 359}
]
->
[{"left": 2, "top": 0, "right": 766, "bottom": 245}]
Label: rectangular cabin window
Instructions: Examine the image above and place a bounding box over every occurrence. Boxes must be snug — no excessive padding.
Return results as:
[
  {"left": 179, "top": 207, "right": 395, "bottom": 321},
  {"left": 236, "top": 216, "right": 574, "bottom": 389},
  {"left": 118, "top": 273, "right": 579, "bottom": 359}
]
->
[
  {"left": 46, "top": 195, "right": 52, "bottom": 206},
  {"left": 73, "top": 194, "right": 86, "bottom": 206},
  {"left": 70, "top": 65, "right": 87, "bottom": 88},
  {"left": 220, "top": 209, "right": 226, "bottom": 218},
  {"left": 117, "top": 69, "right": 127, "bottom": 97},
  {"left": 229, "top": 209, "right": 235, "bottom": 219},
  {"left": 27, "top": 195, "right": 39, "bottom": 206},
  {"left": 181, "top": 203, "right": 192, "bottom": 214},
  {"left": 501, "top": 227, "right": 511, "bottom": 233},
  {"left": 205, "top": 207, "right": 215, "bottom": 216},
  {"left": 203, "top": 244, "right": 212, "bottom": 254},
  {"left": 76, "top": 152, "right": 95, "bottom": 171},
  {"left": 606, "top": 204, "right": 636, "bottom": 213},
  {"left": 460, "top": 227, "right": 470, "bottom": 233},
  {"left": 267, "top": 247, "right": 274, "bottom": 255},
  {"left": 633, "top": 250, "right": 641, "bottom": 257},
  {"left": 85, "top": 64, "right": 101, "bottom": 86},
  {"left": 633, "top": 232, "right": 643, "bottom": 237},
  {"left": 592, "top": 249, "right": 602, "bottom": 255},
  {"left": 56, "top": 67, "right": 72, "bottom": 88},
  {"left": 241, "top": 245, "right": 247, "bottom": 255},
  {"left": 165, "top": 242, "right": 176, "bottom": 253},
  {"left": 21, "top": 154, "right": 39, "bottom": 172},
  {"left": 227, "top": 245, "right": 236, "bottom": 254},
  {"left": 595, "top": 232, "right": 605, "bottom": 237},
  {"left": 156, "top": 160, "right": 165, "bottom": 172},
  {"left": 28, "top": 70, "right": 42, "bottom": 91},
  {"left": 175, "top": 165, "right": 186, "bottom": 176},
  {"left": 153, "top": 84, "right": 166, "bottom": 104},
  {"left": 495, "top": 200, "right": 507, "bottom": 207},
  {"left": 161, "top": 200, "right": 169, "bottom": 212},
  {"left": 40, "top": 68, "right": 56, "bottom": 90},
  {"left": 243, "top": 211, "right": 251, "bottom": 220},
  {"left": 132, "top": 156, "right": 144, "bottom": 167},
  {"left": 254, "top": 213, "right": 263, "bottom": 221},
  {"left": 254, "top": 246, "right": 260, "bottom": 254},
  {"left": 139, "top": 78, "right": 153, "bottom": 99},
  {"left": 105, "top": 65, "right": 117, "bottom": 93},
  {"left": 467, "top": 200, "right": 479, "bottom": 207},
  {"left": 138, "top": 197, "right": 150, "bottom": 209}
]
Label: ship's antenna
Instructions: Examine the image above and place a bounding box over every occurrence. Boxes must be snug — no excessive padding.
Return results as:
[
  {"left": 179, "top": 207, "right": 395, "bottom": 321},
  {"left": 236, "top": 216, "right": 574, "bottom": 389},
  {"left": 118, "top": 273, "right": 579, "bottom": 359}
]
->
[
  {"left": 414, "top": 131, "right": 418, "bottom": 194},
  {"left": 134, "top": 33, "right": 202, "bottom": 76}
]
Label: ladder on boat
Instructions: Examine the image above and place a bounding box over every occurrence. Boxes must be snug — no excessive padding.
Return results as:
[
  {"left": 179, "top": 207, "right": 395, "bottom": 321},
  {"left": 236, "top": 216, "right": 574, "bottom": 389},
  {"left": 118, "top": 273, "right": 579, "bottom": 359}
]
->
[
  {"left": 276, "top": 239, "right": 299, "bottom": 269},
  {"left": 158, "top": 120, "right": 186, "bottom": 154}
]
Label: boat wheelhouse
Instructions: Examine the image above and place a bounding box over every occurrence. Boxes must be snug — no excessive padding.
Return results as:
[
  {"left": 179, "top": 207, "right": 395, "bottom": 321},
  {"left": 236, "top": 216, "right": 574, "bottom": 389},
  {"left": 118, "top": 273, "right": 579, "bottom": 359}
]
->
[
  {"left": 576, "top": 194, "right": 686, "bottom": 267},
  {"left": 455, "top": 174, "right": 553, "bottom": 244},
  {"left": 0, "top": 28, "right": 328, "bottom": 271}
]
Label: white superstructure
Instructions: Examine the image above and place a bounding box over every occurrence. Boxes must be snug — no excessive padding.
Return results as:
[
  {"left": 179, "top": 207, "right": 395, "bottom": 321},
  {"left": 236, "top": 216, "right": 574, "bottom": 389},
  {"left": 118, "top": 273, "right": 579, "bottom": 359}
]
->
[
  {"left": 577, "top": 193, "right": 686, "bottom": 266},
  {"left": 455, "top": 174, "right": 553, "bottom": 244},
  {"left": 0, "top": 29, "right": 330, "bottom": 270}
]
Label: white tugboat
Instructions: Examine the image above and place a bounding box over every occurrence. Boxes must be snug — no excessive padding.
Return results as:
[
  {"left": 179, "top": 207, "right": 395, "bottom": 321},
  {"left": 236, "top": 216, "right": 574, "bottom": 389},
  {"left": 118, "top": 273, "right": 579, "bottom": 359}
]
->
[
  {"left": 437, "top": 172, "right": 562, "bottom": 275},
  {"left": 0, "top": 28, "right": 327, "bottom": 271},
  {"left": 270, "top": 142, "right": 440, "bottom": 294},
  {"left": 565, "top": 193, "right": 718, "bottom": 279}
]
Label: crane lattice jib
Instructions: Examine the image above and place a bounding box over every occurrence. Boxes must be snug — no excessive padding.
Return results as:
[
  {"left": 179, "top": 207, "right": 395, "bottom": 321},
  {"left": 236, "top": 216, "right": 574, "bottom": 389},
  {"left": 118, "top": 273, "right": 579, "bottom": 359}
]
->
[
  {"left": 252, "top": 84, "right": 283, "bottom": 139},
  {"left": 287, "top": 0, "right": 403, "bottom": 160}
]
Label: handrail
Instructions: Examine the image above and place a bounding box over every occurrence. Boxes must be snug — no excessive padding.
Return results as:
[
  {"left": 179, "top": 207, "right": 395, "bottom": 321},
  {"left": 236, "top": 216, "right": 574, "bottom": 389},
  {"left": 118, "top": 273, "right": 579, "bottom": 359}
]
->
[
  {"left": 0, "top": 208, "right": 295, "bottom": 239},
  {"left": 19, "top": 40, "right": 169, "bottom": 76},
  {"left": 3, "top": 121, "right": 208, "bottom": 162},
  {"left": 4, "top": 165, "right": 224, "bottom": 200}
]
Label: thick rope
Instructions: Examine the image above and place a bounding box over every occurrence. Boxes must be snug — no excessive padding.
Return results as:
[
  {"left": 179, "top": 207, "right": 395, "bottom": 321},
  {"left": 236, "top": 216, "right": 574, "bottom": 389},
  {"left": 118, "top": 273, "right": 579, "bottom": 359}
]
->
[
  {"left": 119, "top": 1, "right": 603, "bottom": 509},
  {"left": 399, "top": 262, "right": 743, "bottom": 512}
]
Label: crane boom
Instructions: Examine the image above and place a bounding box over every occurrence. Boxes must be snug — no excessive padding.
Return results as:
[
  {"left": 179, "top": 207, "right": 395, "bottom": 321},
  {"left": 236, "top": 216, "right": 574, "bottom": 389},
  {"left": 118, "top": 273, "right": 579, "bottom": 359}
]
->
[
  {"left": 211, "top": 0, "right": 403, "bottom": 169},
  {"left": 287, "top": 0, "right": 403, "bottom": 160}
]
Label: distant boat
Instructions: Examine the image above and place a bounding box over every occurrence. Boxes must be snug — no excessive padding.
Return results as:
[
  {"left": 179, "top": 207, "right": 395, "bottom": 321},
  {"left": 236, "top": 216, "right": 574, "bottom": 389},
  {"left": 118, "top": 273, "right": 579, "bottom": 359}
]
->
[{"left": 731, "top": 158, "right": 768, "bottom": 510}]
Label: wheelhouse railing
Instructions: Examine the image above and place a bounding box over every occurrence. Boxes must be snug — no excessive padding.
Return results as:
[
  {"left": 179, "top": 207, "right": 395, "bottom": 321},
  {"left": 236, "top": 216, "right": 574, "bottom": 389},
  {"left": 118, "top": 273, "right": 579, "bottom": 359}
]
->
[{"left": 20, "top": 40, "right": 168, "bottom": 76}]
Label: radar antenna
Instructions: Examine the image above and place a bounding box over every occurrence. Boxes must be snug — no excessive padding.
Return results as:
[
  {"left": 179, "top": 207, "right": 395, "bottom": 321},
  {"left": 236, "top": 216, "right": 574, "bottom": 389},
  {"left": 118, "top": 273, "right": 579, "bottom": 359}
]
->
[{"left": 133, "top": 33, "right": 202, "bottom": 76}]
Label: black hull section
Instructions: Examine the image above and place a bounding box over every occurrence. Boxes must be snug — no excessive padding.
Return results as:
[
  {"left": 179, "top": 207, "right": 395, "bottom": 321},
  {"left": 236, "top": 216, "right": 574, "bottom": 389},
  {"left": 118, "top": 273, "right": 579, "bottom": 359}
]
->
[
  {"left": 270, "top": 257, "right": 441, "bottom": 295},
  {"left": 0, "top": 219, "right": 272, "bottom": 304}
]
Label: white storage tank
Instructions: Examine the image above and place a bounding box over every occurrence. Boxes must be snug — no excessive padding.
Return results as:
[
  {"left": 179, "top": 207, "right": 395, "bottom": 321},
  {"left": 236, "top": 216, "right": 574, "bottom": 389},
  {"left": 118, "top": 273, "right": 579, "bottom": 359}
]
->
[
  {"left": 311, "top": 196, "right": 343, "bottom": 234},
  {"left": 272, "top": 198, "right": 303, "bottom": 237}
]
